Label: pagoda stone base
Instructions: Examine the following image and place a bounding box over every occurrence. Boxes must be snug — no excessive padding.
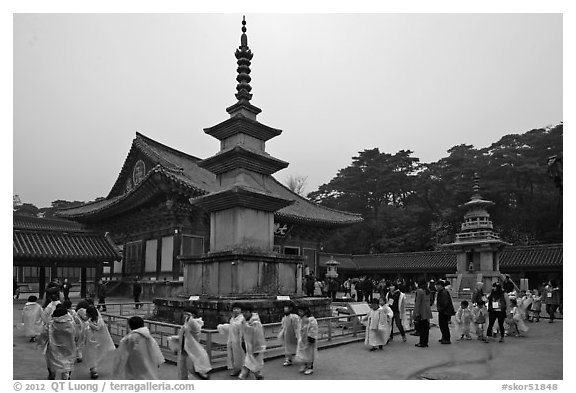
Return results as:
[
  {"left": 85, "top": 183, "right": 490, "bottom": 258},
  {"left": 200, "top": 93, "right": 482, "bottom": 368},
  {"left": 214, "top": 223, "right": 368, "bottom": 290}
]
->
[
  {"left": 153, "top": 295, "right": 332, "bottom": 328},
  {"left": 447, "top": 271, "right": 503, "bottom": 298}
]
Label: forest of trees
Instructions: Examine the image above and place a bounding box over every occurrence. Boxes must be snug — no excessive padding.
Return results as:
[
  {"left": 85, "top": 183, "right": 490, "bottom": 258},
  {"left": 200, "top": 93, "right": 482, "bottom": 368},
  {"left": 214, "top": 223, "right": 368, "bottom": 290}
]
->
[
  {"left": 15, "top": 123, "right": 562, "bottom": 256},
  {"left": 307, "top": 123, "right": 563, "bottom": 254}
]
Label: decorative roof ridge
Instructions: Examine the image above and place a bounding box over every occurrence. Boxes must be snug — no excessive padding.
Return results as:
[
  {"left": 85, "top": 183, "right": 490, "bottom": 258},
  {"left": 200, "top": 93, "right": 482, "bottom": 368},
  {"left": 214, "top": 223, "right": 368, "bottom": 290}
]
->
[
  {"left": 56, "top": 194, "right": 123, "bottom": 212},
  {"left": 135, "top": 132, "right": 203, "bottom": 163},
  {"left": 56, "top": 166, "right": 207, "bottom": 218},
  {"left": 203, "top": 113, "right": 282, "bottom": 133},
  {"left": 205, "top": 143, "right": 281, "bottom": 160},
  {"left": 13, "top": 227, "right": 104, "bottom": 236},
  {"left": 270, "top": 177, "right": 363, "bottom": 220},
  {"left": 503, "top": 243, "right": 563, "bottom": 250},
  {"left": 352, "top": 250, "right": 456, "bottom": 258}
]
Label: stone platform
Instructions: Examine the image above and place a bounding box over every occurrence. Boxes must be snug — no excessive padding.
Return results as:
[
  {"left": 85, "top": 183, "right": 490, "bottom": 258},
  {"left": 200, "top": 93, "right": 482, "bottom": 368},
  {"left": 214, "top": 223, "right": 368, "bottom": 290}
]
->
[{"left": 153, "top": 295, "right": 332, "bottom": 328}]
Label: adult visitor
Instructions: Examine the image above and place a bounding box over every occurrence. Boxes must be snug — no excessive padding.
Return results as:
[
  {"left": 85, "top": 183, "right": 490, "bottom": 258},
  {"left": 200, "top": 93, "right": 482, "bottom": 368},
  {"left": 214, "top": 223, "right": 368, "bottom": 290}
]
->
[
  {"left": 385, "top": 281, "right": 407, "bottom": 343},
  {"left": 435, "top": 280, "right": 455, "bottom": 344},
  {"left": 62, "top": 278, "right": 71, "bottom": 302},
  {"left": 133, "top": 278, "right": 143, "bottom": 309},
  {"left": 543, "top": 280, "right": 561, "bottom": 323},
  {"left": 413, "top": 280, "right": 432, "bottom": 348},
  {"left": 363, "top": 276, "right": 374, "bottom": 303},
  {"left": 503, "top": 275, "right": 515, "bottom": 293},
  {"left": 486, "top": 282, "right": 508, "bottom": 342}
]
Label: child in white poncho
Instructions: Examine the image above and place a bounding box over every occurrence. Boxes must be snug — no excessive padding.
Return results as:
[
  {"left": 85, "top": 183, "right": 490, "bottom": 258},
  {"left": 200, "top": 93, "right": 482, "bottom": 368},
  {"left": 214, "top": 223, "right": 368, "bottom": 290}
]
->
[
  {"left": 362, "top": 298, "right": 392, "bottom": 351},
  {"left": 80, "top": 306, "right": 115, "bottom": 379},
  {"left": 172, "top": 311, "right": 211, "bottom": 380},
  {"left": 455, "top": 300, "right": 474, "bottom": 340},
  {"left": 217, "top": 303, "right": 246, "bottom": 377},
  {"left": 277, "top": 301, "right": 300, "bottom": 366},
  {"left": 19, "top": 296, "right": 43, "bottom": 342},
  {"left": 39, "top": 304, "right": 78, "bottom": 380},
  {"left": 113, "top": 316, "right": 165, "bottom": 380},
  {"left": 238, "top": 304, "right": 266, "bottom": 380},
  {"left": 295, "top": 305, "right": 318, "bottom": 376}
]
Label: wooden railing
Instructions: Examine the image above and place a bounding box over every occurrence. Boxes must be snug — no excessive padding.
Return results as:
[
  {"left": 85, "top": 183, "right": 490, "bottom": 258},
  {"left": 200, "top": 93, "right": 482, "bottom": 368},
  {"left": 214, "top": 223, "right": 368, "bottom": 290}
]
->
[{"left": 102, "top": 303, "right": 414, "bottom": 366}]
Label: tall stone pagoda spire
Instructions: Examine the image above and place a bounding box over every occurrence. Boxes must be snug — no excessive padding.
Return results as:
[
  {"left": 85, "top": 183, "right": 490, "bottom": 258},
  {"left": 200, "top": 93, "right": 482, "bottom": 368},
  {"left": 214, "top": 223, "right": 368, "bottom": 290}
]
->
[
  {"left": 191, "top": 16, "right": 293, "bottom": 254},
  {"left": 445, "top": 173, "right": 510, "bottom": 297}
]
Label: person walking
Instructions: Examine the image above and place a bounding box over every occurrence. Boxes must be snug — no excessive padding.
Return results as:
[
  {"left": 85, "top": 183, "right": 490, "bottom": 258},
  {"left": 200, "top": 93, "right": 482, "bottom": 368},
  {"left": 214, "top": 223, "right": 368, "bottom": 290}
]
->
[
  {"left": 96, "top": 279, "right": 107, "bottom": 312},
  {"left": 238, "top": 304, "right": 266, "bottom": 380},
  {"left": 277, "top": 301, "right": 300, "bottom": 367},
  {"left": 435, "top": 280, "right": 455, "bottom": 344},
  {"left": 62, "top": 279, "right": 71, "bottom": 302},
  {"left": 113, "top": 316, "right": 165, "bottom": 379},
  {"left": 386, "top": 282, "right": 407, "bottom": 343},
  {"left": 413, "top": 280, "right": 432, "bottom": 348},
  {"left": 295, "top": 305, "right": 318, "bottom": 375},
  {"left": 543, "top": 280, "right": 561, "bottom": 323},
  {"left": 173, "top": 310, "right": 211, "bottom": 380},
  {"left": 363, "top": 277, "right": 374, "bottom": 303},
  {"left": 133, "top": 278, "right": 143, "bottom": 309},
  {"left": 487, "top": 282, "right": 508, "bottom": 343},
  {"left": 216, "top": 303, "right": 246, "bottom": 377}
]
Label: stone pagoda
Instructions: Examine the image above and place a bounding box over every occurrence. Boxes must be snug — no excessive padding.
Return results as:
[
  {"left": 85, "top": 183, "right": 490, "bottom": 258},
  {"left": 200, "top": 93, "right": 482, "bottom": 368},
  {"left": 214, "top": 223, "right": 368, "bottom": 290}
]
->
[
  {"left": 154, "top": 17, "right": 332, "bottom": 327},
  {"left": 445, "top": 173, "right": 510, "bottom": 297}
]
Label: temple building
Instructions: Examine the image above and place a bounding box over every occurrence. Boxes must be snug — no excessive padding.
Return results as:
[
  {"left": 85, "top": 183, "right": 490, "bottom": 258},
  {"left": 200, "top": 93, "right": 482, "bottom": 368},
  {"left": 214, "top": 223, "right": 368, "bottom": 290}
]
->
[
  {"left": 55, "top": 19, "right": 362, "bottom": 298},
  {"left": 13, "top": 214, "right": 121, "bottom": 298}
]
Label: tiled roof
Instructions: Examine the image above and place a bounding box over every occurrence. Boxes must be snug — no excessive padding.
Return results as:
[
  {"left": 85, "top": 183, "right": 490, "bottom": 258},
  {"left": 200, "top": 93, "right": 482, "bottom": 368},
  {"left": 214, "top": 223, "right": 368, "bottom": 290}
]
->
[
  {"left": 58, "top": 133, "right": 362, "bottom": 227},
  {"left": 500, "top": 244, "right": 563, "bottom": 269},
  {"left": 318, "top": 244, "right": 563, "bottom": 273},
  {"left": 352, "top": 251, "right": 457, "bottom": 272},
  {"left": 13, "top": 214, "right": 88, "bottom": 232},
  {"left": 13, "top": 230, "right": 121, "bottom": 263}
]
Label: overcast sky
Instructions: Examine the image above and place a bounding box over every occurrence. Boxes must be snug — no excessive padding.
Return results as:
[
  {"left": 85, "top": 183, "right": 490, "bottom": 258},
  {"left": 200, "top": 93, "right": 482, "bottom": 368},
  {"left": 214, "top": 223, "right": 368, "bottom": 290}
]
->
[{"left": 13, "top": 13, "right": 562, "bottom": 207}]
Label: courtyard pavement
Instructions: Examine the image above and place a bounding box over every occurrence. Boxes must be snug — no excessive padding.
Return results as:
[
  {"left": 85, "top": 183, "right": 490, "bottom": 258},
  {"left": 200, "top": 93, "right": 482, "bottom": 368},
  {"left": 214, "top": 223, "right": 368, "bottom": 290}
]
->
[{"left": 12, "top": 297, "right": 563, "bottom": 380}]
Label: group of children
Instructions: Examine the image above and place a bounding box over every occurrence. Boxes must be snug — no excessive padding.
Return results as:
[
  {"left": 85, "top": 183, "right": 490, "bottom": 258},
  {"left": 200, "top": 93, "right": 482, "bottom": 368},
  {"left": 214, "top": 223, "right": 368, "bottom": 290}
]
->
[
  {"left": 453, "top": 292, "right": 536, "bottom": 342},
  {"left": 217, "top": 301, "right": 318, "bottom": 378},
  {"left": 19, "top": 295, "right": 116, "bottom": 380}
]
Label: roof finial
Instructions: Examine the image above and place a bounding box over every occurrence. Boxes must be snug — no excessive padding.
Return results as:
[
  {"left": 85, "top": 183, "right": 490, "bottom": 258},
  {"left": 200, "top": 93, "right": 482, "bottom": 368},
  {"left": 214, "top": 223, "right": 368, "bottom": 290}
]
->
[
  {"left": 473, "top": 172, "right": 480, "bottom": 196},
  {"left": 235, "top": 16, "right": 253, "bottom": 103}
]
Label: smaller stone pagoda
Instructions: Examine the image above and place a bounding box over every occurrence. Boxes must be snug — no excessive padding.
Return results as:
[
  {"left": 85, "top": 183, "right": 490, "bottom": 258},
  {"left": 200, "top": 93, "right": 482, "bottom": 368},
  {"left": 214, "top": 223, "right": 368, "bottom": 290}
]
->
[{"left": 445, "top": 174, "right": 510, "bottom": 297}]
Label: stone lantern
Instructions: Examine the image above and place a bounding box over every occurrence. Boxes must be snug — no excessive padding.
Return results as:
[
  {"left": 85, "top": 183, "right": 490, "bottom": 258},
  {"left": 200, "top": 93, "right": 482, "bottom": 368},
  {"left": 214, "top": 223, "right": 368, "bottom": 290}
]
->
[{"left": 325, "top": 256, "right": 340, "bottom": 279}]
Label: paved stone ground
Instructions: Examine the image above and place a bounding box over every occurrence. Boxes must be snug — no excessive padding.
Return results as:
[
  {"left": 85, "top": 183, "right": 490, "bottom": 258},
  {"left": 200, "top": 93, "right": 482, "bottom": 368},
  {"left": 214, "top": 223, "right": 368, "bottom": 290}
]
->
[{"left": 12, "top": 297, "right": 563, "bottom": 380}]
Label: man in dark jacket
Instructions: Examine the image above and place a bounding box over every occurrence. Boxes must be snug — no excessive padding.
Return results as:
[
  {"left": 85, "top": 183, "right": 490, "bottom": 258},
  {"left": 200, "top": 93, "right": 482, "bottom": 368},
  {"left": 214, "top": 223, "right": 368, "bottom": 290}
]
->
[
  {"left": 96, "top": 279, "right": 107, "bottom": 312},
  {"left": 435, "top": 280, "right": 455, "bottom": 344},
  {"left": 362, "top": 277, "right": 374, "bottom": 303},
  {"left": 413, "top": 280, "right": 433, "bottom": 347},
  {"left": 133, "top": 278, "right": 143, "bottom": 309}
]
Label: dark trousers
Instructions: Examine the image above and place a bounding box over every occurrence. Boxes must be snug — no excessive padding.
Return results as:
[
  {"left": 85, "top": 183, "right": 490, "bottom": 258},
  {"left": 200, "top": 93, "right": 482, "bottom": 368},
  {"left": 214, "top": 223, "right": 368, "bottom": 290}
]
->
[
  {"left": 134, "top": 294, "right": 141, "bottom": 308},
  {"left": 97, "top": 297, "right": 107, "bottom": 312},
  {"left": 438, "top": 313, "right": 451, "bottom": 341},
  {"left": 418, "top": 319, "right": 430, "bottom": 345},
  {"left": 546, "top": 304, "right": 559, "bottom": 321},
  {"left": 390, "top": 312, "right": 406, "bottom": 338},
  {"left": 365, "top": 291, "right": 373, "bottom": 303},
  {"left": 487, "top": 311, "right": 506, "bottom": 337},
  {"left": 357, "top": 290, "right": 364, "bottom": 302}
]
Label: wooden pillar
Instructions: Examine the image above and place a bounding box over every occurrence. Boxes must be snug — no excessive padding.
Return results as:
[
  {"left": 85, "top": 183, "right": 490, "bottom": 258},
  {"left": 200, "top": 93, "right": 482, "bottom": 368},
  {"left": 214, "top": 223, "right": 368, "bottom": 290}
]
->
[
  {"left": 50, "top": 264, "right": 58, "bottom": 282},
  {"left": 173, "top": 231, "right": 182, "bottom": 280},
  {"left": 39, "top": 266, "right": 46, "bottom": 300},
  {"left": 94, "top": 264, "right": 103, "bottom": 284},
  {"left": 80, "top": 267, "right": 87, "bottom": 298},
  {"left": 156, "top": 237, "right": 163, "bottom": 280}
]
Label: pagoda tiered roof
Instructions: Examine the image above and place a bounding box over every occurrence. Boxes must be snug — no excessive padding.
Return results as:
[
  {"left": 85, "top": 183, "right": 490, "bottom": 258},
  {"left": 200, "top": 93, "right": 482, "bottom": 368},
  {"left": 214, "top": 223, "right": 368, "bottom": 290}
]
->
[{"left": 56, "top": 132, "right": 363, "bottom": 227}]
